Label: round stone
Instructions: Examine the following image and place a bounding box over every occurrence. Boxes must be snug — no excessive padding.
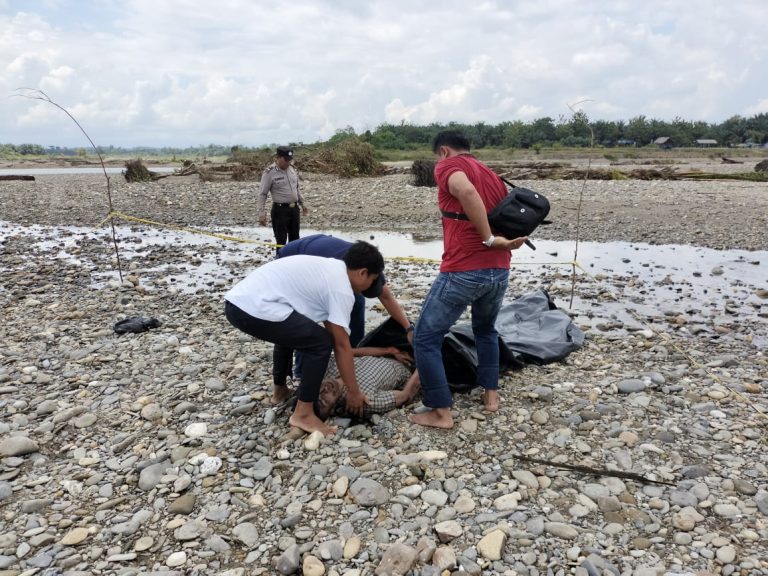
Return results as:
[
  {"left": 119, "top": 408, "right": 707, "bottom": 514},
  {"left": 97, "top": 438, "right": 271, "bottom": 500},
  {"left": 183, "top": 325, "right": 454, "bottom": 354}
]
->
[
  {"left": 303, "top": 555, "right": 325, "bottom": 576},
  {"left": 199, "top": 456, "right": 222, "bottom": 476},
  {"left": 716, "top": 545, "right": 736, "bottom": 564},
  {"left": 60, "top": 527, "right": 90, "bottom": 546},
  {"left": 184, "top": 423, "right": 207, "bottom": 438},
  {"left": 166, "top": 551, "right": 187, "bottom": 567},
  {"left": 134, "top": 536, "right": 153, "bottom": 551}
]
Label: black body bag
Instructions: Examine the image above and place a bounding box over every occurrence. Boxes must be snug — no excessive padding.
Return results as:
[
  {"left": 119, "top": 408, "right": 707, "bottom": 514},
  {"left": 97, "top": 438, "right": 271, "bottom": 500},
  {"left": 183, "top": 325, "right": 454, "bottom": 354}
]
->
[{"left": 441, "top": 176, "right": 551, "bottom": 249}]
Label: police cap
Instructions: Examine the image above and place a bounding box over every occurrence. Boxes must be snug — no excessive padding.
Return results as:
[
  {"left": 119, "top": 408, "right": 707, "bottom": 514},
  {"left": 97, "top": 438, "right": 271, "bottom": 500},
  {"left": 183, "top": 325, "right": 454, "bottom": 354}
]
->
[{"left": 276, "top": 146, "right": 294, "bottom": 160}]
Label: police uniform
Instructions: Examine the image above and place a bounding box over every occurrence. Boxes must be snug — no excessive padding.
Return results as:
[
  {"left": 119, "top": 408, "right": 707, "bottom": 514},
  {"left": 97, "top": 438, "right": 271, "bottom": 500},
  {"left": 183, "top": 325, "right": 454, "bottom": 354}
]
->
[{"left": 257, "top": 148, "right": 304, "bottom": 248}]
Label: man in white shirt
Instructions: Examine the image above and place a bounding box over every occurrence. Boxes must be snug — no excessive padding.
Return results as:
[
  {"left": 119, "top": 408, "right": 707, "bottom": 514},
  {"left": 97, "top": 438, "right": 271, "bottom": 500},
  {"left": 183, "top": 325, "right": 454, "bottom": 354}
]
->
[{"left": 224, "top": 241, "right": 384, "bottom": 435}]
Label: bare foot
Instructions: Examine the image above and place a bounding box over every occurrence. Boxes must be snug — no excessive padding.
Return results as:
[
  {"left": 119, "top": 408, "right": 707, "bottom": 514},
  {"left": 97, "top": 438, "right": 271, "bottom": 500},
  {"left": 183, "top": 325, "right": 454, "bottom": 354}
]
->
[
  {"left": 288, "top": 412, "right": 337, "bottom": 435},
  {"left": 403, "top": 381, "right": 420, "bottom": 403},
  {"left": 482, "top": 389, "right": 500, "bottom": 412},
  {"left": 394, "top": 372, "right": 421, "bottom": 406},
  {"left": 408, "top": 408, "right": 454, "bottom": 429},
  {"left": 394, "top": 382, "right": 420, "bottom": 407},
  {"left": 271, "top": 385, "right": 291, "bottom": 405}
]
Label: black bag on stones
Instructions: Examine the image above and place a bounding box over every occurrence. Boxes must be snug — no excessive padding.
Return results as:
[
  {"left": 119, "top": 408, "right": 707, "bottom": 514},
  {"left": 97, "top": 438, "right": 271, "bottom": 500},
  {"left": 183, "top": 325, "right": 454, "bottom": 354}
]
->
[{"left": 114, "top": 317, "right": 161, "bottom": 335}]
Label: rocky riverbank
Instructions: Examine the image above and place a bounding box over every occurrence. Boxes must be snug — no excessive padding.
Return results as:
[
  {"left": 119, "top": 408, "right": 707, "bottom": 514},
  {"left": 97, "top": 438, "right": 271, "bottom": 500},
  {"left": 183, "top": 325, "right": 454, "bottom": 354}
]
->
[
  {"left": 0, "top": 169, "right": 767, "bottom": 575},
  {"left": 1, "top": 167, "right": 768, "bottom": 250}
]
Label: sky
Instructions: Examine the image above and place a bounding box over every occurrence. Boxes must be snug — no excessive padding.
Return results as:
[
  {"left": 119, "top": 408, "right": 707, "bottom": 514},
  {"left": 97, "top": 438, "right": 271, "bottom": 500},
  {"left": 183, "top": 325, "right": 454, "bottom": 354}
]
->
[{"left": 1, "top": 0, "right": 766, "bottom": 148}]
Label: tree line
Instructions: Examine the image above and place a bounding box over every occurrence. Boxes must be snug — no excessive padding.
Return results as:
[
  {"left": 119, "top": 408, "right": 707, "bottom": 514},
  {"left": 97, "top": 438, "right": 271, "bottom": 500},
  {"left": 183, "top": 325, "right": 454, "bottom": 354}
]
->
[
  {"left": 357, "top": 112, "right": 768, "bottom": 149},
  {"left": 3, "top": 113, "right": 767, "bottom": 157},
  {"left": 0, "top": 143, "right": 234, "bottom": 158}
]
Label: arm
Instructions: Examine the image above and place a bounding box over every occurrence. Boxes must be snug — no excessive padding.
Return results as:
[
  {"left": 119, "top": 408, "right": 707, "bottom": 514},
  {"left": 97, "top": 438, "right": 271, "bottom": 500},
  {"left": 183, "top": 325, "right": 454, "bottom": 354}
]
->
[
  {"left": 257, "top": 172, "right": 271, "bottom": 226},
  {"left": 378, "top": 284, "right": 414, "bottom": 343},
  {"left": 294, "top": 167, "right": 308, "bottom": 216},
  {"left": 447, "top": 171, "right": 528, "bottom": 251},
  {"left": 353, "top": 346, "right": 413, "bottom": 364},
  {"left": 353, "top": 346, "right": 398, "bottom": 357},
  {"left": 325, "top": 321, "right": 369, "bottom": 416}
]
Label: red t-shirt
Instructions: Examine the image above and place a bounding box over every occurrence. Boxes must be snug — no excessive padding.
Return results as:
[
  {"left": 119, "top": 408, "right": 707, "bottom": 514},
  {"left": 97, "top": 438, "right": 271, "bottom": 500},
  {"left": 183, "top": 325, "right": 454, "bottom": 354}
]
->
[{"left": 434, "top": 154, "right": 512, "bottom": 272}]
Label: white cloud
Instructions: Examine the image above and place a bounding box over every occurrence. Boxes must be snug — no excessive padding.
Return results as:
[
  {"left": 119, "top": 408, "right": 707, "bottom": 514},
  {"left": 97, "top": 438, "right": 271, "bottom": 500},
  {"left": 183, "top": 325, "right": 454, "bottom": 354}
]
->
[
  {"left": 384, "top": 56, "right": 516, "bottom": 124},
  {"left": 745, "top": 99, "right": 768, "bottom": 116},
  {"left": 516, "top": 105, "right": 541, "bottom": 119},
  {"left": 1, "top": 0, "right": 767, "bottom": 147},
  {"left": 39, "top": 65, "right": 74, "bottom": 91}
]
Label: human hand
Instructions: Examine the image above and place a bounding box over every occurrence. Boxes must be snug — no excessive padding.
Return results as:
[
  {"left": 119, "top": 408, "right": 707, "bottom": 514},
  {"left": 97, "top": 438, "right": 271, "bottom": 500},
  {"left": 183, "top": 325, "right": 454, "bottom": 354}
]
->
[
  {"left": 494, "top": 236, "right": 528, "bottom": 251},
  {"left": 301, "top": 204, "right": 309, "bottom": 216},
  {"left": 345, "top": 388, "right": 371, "bottom": 417},
  {"left": 258, "top": 215, "right": 267, "bottom": 226},
  {"left": 392, "top": 349, "right": 413, "bottom": 364}
]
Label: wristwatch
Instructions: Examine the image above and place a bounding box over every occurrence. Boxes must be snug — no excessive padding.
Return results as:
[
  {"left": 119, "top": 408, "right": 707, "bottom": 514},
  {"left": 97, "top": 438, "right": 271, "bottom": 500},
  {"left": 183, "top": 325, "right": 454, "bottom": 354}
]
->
[{"left": 482, "top": 235, "right": 495, "bottom": 248}]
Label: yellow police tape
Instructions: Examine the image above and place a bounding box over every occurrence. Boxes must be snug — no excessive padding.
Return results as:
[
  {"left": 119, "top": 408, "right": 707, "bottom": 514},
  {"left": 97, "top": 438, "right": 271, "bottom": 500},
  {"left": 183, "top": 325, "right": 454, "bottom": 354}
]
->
[
  {"left": 96, "top": 210, "right": 588, "bottom": 270},
  {"left": 96, "top": 210, "right": 765, "bottom": 425},
  {"left": 95, "top": 211, "right": 277, "bottom": 246}
]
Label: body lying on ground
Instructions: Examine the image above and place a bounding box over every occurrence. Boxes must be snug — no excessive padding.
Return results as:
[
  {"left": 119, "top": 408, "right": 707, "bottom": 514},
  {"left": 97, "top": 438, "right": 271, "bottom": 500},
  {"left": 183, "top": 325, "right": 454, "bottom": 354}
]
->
[{"left": 315, "top": 346, "right": 420, "bottom": 419}]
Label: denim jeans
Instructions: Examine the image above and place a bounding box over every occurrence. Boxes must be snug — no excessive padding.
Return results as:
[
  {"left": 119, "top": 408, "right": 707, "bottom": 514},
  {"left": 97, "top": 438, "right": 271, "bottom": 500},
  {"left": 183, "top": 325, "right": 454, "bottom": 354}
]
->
[
  {"left": 413, "top": 268, "right": 509, "bottom": 409},
  {"left": 349, "top": 293, "right": 366, "bottom": 347}
]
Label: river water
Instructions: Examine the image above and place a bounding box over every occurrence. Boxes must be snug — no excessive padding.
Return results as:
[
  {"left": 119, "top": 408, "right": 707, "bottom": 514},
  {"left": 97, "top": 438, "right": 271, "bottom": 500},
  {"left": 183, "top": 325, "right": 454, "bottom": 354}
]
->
[
  {"left": 0, "top": 167, "right": 176, "bottom": 176},
  {"left": 1, "top": 221, "right": 766, "bottom": 345}
]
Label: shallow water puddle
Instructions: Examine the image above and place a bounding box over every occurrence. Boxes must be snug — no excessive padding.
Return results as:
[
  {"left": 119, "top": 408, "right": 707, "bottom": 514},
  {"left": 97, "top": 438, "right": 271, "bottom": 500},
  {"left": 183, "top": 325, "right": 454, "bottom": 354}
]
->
[
  {"left": 0, "top": 166, "right": 177, "bottom": 176},
  {"left": 2, "top": 220, "right": 765, "bottom": 343}
]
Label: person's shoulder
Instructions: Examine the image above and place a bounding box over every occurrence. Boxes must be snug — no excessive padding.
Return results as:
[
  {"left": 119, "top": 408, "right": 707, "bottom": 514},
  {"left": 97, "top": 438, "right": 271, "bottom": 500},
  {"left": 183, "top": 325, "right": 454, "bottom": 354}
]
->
[
  {"left": 435, "top": 155, "right": 468, "bottom": 180},
  {"left": 262, "top": 163, "right": 278, "bottom": 174},
  {"left": 438, "top": 155, "right": 472, "bottom": 169},
  {"left": 316, "top": 235, "right": 352, "bottom": 249}
]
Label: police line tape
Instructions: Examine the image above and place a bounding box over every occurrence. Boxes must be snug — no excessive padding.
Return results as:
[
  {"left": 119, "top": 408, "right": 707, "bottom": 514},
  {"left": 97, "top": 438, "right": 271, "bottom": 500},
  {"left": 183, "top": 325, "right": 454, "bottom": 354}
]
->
[{"left": 95, "top": 210, "right": 588, "bottom": 270}]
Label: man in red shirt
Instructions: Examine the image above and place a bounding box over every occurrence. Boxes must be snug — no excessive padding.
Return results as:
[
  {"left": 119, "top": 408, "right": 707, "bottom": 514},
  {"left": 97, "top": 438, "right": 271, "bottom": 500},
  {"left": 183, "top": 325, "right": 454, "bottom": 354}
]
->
[{"left": 410, "top": 131, "right": 527, "bottom": 429}]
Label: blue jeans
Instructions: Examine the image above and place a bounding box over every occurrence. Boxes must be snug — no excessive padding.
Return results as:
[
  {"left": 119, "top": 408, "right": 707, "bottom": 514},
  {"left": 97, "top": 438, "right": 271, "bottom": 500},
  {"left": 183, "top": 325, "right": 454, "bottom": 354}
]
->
[
  {"left": 349, "top": 293, "right": 366, "bottom": 347},
  {"left": 413, "top": 269, "right": 509, "bottom": 409}
]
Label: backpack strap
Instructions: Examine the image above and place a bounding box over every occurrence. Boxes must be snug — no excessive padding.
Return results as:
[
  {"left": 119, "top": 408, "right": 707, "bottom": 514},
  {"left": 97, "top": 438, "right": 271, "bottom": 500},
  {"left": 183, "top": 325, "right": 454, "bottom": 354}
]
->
[
  {"left": 440, "top": 174, "right": 514, "bottom": 221},
  {"left": 440, "top": 210, "right": 470, "bottom": 221},
  {"left": 499, "top": 175, "right": 517, "bottom": 189}
]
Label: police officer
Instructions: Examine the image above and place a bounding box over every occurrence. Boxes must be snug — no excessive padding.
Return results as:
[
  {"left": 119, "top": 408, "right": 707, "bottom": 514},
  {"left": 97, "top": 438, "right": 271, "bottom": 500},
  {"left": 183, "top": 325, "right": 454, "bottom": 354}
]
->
[{"left": 257, "top": 146, "right": 308, "bottom": 248}]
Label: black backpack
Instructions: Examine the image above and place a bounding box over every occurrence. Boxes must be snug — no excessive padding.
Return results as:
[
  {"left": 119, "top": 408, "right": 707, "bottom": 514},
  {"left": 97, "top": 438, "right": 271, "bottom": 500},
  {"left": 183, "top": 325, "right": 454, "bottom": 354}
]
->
[{"left": 441, "top": 176, "right": 551, "bottom": 249}]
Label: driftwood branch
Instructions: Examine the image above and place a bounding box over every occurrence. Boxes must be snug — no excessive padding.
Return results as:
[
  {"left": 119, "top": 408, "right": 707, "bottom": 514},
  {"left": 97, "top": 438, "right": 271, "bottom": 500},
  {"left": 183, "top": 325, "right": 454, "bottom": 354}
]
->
[
  {"left": 0, "top": 175, "right": 35, "bottom": 181},
  {"left": 513, "top": 453, "right": 676, "bottom": 486},
  {"left": 14, "top": 88, "right": 124, "bottom": 281}
]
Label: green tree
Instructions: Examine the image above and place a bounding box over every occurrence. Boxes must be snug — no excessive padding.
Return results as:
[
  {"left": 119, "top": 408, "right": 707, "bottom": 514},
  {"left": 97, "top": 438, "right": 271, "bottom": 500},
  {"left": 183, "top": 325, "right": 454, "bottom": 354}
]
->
[
  {"left": 328, "top": 126, "right": 357, "bottom": 145},
  {"left": 530, "top": 117, "right": 556, "bottom": 144},
  {"left": 501, "top": 121, "right": 528, "bottom": 148},
  {"left": 625, "top": 116, "right": 651, "bottom": 145}
]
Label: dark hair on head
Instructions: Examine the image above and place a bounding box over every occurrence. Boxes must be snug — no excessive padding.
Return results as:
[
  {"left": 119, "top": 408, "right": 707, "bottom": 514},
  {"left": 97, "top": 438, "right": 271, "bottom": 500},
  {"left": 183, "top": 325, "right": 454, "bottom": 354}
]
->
[
  {"left": 432, "top": 130, "right": 471, "bottom": 154},
  {"left": 343, "top": 241, "right": 384, "bottom": 275}
]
